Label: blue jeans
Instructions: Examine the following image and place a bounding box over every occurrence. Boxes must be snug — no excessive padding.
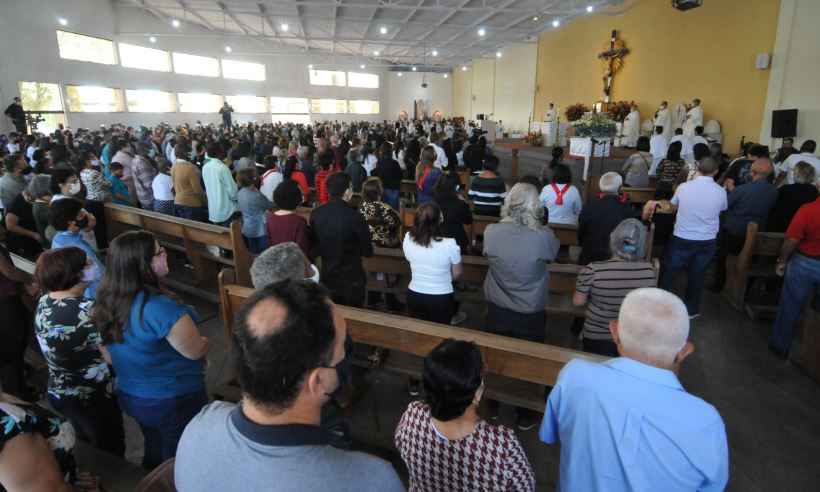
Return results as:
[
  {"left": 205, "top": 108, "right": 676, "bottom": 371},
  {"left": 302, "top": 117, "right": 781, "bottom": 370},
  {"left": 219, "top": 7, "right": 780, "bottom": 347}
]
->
[
  {"left": 244, "top": 235, "right": 268, "bottom": 255},
  {"left": 770, "top": 254, "right": 820, "bottom": 354},
  {"left": 383, "top": 188, "right": 400, "bottom": 210},
  {"left": 117, "top": 389, "right": 208, "bottom": 470},
  {"left": 174, "top": 205, "right": 207, "bottom": 222},
  {"left": 660, "top": 236, "right": 717, "bottom": 315}
]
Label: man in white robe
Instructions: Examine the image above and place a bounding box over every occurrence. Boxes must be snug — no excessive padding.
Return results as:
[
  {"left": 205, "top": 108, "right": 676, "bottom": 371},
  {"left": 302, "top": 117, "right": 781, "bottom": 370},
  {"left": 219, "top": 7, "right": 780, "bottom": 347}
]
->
[
  {"left": 544, "top": 103, "right": 558, "bottom": 146},
  {"left": 649, "top": 126, "right": 669, "bottom": 176},
  {"left": 622, "top": 104, "right": 641, "bottom": 148},
  {"left": 653, "top": 101, "right": 673, "bottom": 142},
  {"left": 683, "top": 98, "right": 704, "bottom": 137}
]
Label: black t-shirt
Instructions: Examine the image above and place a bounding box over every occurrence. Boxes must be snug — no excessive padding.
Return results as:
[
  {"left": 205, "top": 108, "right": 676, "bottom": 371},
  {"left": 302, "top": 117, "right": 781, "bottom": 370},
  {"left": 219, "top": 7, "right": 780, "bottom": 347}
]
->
[
  {"left": 767, "top": 183, "right": 819, "bottom": 232},
  {"left": 435, "top": 195, "right": 473, "bottom": 250},
  {"left": 6, "top": 194, "right": 42, "bottom": 258},
  {"left": 373, "top": 158, "right": 403, "bottom": 190}
]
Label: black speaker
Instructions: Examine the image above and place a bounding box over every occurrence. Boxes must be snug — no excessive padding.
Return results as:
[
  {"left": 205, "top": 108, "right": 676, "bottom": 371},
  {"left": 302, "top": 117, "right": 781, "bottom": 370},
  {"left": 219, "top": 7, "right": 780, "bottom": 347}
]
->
[
  {"left": 477, "top": 114, "right": 485, "bottom": 121},
  {"left": 771, "top": 109, "right": 798, "bottom": 138}
]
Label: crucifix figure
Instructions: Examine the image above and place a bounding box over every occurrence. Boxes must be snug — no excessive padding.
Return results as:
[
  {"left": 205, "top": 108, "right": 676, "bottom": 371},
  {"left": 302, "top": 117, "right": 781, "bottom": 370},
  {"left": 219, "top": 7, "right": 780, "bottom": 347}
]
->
[{"left": 597, "top": 30, "right": 630, "bottom": 102}]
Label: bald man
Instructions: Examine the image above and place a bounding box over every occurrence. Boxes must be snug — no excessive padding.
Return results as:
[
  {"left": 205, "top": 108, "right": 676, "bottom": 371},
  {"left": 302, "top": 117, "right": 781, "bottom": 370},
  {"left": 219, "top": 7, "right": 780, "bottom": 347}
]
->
[
  {"left": 711, "top": 157, "right": 778, "bottom": 291},
  {"left": 539, "top": 288, "right": 728, "bottom": 491}
]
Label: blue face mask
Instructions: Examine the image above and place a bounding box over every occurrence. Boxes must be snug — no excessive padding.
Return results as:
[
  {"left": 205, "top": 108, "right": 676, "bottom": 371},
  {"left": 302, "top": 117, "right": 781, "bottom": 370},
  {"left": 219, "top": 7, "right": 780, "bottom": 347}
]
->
[{"left": 81, "top": 263, "right": 99, "bottom": 283}]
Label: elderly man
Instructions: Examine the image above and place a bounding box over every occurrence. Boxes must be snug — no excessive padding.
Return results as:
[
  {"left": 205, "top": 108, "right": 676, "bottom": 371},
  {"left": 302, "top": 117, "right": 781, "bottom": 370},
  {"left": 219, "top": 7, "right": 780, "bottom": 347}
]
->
[
  {"left": 712, "top": 158, "right": 778, "bottom": 291},
  {"left": 175, "top": 281, "right": 403, "bottom": 490},
  {"left": 777, "top": 139, "right": 820, "bottom": 185},
  {"left": 645, "top": 157, "right": 727, "bottom": 318},
  {"left": 770, "top": 177, "right": 820, "bottom": 358},
  {"left": 540, "top": 287, "right": 728, "bottom": 491},
  {"left": 250, "top": 242, "right": 320, "bottom": 288},
  {"left": 578, "top": 172, "right": 636, "bottom": 266}
]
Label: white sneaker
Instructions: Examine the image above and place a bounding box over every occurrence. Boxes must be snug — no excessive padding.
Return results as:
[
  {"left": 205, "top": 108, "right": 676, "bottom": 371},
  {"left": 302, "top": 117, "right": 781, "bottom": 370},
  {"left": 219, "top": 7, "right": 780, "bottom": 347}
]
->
[{"left": 450, "top": 311, "right": 467, "bottom": 325}]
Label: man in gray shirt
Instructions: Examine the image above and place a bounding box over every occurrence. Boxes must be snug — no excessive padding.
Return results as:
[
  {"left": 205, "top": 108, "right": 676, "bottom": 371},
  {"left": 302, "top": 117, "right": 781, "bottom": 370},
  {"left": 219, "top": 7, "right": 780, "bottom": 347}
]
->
[{"left": 175, "top": 280, "right": 404, "bottom": 491}]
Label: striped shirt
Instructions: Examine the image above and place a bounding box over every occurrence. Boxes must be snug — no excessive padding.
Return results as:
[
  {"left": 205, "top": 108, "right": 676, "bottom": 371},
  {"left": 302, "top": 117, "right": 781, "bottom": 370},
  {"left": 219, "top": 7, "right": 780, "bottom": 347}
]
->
[
  {"left": 468, "top": 175, "right": 506, "bottom": 217},
  {"left": 576, "top": 259, "right": 657, "bottom": 341}
]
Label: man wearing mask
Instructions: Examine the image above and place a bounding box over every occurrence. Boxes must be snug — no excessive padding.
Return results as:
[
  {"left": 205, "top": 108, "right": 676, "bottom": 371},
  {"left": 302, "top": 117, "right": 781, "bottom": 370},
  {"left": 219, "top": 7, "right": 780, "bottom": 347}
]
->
[
  {"left": 4, "top": 97, "right": 26, "bottom": 135},
  {"left": 49, "top": 198, "right": 103, "bottom": 298},
  {"left": 175, "top": 280, "right": 403, "bottom": 491},
  {"left": 0, "top": 154, "right": 31, "bottom": 210}
]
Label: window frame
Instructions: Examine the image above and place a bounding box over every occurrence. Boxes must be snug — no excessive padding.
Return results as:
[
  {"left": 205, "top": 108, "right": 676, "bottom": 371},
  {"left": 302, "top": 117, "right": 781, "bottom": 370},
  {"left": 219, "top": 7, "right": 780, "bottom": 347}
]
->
[
  {"left": 118, "top": 42, "right": 172, "bottom": 73},
  {"left": 171, "top": 52, "right": 221, "bottom": 78},
  {"left": 347, "top": 72, "right": 380, "bottom": 89},
  {"left": 64, "top": 85, "right": 125, "bottom": 113},
  {"left": 308, "top": 69, "right": 347, "bottom": 87},
  {"left": 221, "top": 59, "right": 266, "bottom": 81},
  {"left": 56, "top": 30, "right": 117, "bottom": 65},
  {"left": 125, "top": 89, "right": 178, "bottom": 113}
]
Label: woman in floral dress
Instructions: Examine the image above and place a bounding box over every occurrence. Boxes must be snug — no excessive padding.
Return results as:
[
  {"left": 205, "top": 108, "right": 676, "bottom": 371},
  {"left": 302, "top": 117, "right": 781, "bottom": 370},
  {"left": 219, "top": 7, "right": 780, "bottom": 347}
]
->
[{"left": 33, "top": 247, "right": 125, "bottom": 457}]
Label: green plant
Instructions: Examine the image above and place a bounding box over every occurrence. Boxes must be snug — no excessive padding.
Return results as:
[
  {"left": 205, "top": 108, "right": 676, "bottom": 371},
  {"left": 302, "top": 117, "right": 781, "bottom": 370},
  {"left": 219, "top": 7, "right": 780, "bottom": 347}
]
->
[
  {"left": 565, "top": 103, "right": 590, "bottom": 122},
  {"left": 571, "top": 112, "right": 617, "bottom": 138}
]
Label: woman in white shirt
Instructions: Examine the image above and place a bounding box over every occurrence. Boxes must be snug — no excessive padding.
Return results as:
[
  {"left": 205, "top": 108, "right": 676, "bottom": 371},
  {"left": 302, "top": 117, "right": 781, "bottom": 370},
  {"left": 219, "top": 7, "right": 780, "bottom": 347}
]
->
[
  {"left": 403, "top": 203, "right": 464, "bottom": 325},
  {"left": 538, "top": 164, "right": 583, "bottom": 225},
  {"left": 151, "top": 158, "right": 174, "bottom": 215}
]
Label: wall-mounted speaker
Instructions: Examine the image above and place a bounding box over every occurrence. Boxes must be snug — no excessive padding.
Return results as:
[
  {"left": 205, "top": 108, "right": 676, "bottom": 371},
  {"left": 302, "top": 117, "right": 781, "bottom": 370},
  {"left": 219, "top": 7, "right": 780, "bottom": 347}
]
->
[{"left": 771, "top": 109, "right": 798, "bottom": 139}]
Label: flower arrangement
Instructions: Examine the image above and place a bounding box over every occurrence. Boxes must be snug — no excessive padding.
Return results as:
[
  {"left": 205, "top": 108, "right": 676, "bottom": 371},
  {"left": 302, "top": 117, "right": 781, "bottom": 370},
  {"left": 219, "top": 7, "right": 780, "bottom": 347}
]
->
[
  {"left": 571, "top": 112, "right": 618, "bottom": 138},
  {"left": 564, "top": 103, "right": 590, "bottom": 122},
  {"left": 607, "top": 101, "right": 634, "bottom": 122}
]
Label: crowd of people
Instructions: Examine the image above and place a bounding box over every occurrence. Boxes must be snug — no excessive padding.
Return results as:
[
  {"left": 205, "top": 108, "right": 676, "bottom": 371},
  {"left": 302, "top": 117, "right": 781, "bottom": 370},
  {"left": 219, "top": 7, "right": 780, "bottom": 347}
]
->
[{"left": 0, "top": 114, "right": 818, "bottom": 491}]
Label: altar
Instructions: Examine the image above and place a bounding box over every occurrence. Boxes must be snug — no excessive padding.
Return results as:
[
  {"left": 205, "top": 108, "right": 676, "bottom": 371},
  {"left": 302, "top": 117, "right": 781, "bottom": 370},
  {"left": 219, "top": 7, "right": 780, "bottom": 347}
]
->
[{"left": 569, "top": 137, "right": 612, "bottom": 181}]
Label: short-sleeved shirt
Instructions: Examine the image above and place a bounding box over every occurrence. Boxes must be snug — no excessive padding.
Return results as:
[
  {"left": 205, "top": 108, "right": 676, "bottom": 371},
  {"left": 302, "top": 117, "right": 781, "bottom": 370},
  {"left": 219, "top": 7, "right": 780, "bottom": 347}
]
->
[
  {"left": 267, "top": 212, "right": 312, "bottom": 258},
  {"left": 395, "top": 401, "right": 535, "bottom": 492},
  {"left": 238, "top": 187, "right": 273, "bottom": 238},
  {"left": 622, "top": 152, "right": 652, "bottom": 187},
  {"left": 403, "top": 233, "right": 461, "bottom": 295},
  {"left": 539, "top": 184, "right": 583, "bottom": 225},
  {"left": 670, "top": 176, "right": 728, "bottom": 241},
  {"left": 0, "top": 400, "right": 77, "bottom": 486},
  {"left": 656, "top": 159, "right": 687, "bottom": 188},
  {"left": 484, "top": 221, "right": 560, "bottom": 313},
  {"left": 175, "top": 401, "right": 404, "bottom": 492},
  {"left": 540, "top": 358, "right": 729, "bottom": 492},
  {"left": 724, "top": 180, "right": 778, "bottom": 237},
  {"left": 152, "top": 173, "right": 174, "bottom": 201},
  {"left": 436, "top": 195, "right": 473, "bottom": 250},
  {"left": 468, "top": 175, "right": 507, "bottom": 217},
  {"left": 34, "top": 295, "right": 113, "bottom": 402},
  {"left": 359, "top": 200, "right": 400, "bottom": 248},
  {"left": 106, "top": 291, "right": 205, "bottom": 399},
  {"left": 575, "top": 259, "right": 657, "bottom": 341},
  {"left": 51, "top": 231, "right": 103, "bottom": 299},
  {"left": 786, "top": 197, "right": 820, "bottom": 256}
]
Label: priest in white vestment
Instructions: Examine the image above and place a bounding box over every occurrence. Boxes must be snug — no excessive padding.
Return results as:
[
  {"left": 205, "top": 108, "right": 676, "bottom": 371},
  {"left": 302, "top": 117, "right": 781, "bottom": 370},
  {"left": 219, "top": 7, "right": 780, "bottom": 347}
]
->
[
  {"left": 622, "top": 104, "right": 641, "bottom": 147},
  {"left": 544, "top": 103, "right": 558, "bottom": 146},
  {"left": 649, "top": 127, "right": 669, "bottom": 176},
  {"left": 683, "top": 98, "right": 704, "bottom": 137},
  {"left": 653, "top": 101, "right": 673, "bottom": 141}
]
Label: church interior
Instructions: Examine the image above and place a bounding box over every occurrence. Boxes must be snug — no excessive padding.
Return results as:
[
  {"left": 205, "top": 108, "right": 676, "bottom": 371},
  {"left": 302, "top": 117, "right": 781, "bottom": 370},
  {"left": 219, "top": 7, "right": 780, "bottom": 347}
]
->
[{"left": 1, "top": 0, "right": 819, "bottom": 490}]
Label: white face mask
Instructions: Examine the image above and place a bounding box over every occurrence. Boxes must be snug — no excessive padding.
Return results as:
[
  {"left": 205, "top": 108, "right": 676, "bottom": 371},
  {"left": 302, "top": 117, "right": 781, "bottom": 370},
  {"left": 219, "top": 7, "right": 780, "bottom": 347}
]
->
[
  {"left": 306, "top": 263, "right": 320, "bottom": 284},
  {"left": 67, "top": 182, "right": 81, "bottom": 196},
  {"left": 91, "top": 159, "right": 101, "bottom": 168}
]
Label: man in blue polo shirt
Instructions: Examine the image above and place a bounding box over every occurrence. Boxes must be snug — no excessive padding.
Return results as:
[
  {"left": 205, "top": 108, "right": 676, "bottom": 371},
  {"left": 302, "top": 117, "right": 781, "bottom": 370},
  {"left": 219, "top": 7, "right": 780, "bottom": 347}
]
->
[{"left": 540, "top": 288, "right": 728, "bottom": 491}]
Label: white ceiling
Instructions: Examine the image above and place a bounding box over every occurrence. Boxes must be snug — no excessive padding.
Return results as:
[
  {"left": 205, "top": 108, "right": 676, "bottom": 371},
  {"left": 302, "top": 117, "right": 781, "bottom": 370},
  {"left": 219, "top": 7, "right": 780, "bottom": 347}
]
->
[{"left": 118, "top": 0, "right": 623, "bottom": 67}]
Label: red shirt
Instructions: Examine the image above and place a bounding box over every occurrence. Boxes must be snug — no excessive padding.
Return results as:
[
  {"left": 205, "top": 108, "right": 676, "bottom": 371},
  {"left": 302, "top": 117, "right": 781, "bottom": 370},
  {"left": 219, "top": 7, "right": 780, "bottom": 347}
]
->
[
  {"left": 315, "top": 169, "right": 332, "bottom": 205},
  {"left": 289, "top": 171, "right": 309, "bottom": 202},
  {"left": 266, "top": 213, "right": 311, "bottom": 258},
  {"left": 786, "top": 197, "right": 820, "bottom": 256}
]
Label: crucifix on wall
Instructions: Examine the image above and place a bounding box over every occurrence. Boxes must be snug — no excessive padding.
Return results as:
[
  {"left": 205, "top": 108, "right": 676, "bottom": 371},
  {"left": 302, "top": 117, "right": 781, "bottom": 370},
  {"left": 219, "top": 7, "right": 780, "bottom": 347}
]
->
[{"left": 597, "top": 30, "right": 630, "bottom": 103}]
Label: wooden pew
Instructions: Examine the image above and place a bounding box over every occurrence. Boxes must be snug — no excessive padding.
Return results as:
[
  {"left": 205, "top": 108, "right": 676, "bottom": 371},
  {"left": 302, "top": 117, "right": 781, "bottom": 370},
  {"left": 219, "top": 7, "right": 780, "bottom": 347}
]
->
[
  {"left": 362, "top": 247, "right": 587, "bottom": 317},
  {"left": 623, "top": 186, "right": 656, "bottom": 206},
  {"left": 218, "top": 268, "right": 606, "bottom": 411},
  {"left": 103, "top": 203, "right": 254, "bottom": 298},
  {"left": 721, "top": 222, "right": 784, "bottom": 318}
]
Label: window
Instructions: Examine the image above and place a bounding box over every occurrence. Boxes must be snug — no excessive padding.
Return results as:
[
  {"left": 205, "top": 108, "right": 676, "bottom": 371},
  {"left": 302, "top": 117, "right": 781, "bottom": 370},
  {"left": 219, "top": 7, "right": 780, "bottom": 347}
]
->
[
  {"left": 65, "top": 86, "right": 124, "bottom": 112},
  {"left": 178, "top": 93, "right": 224, "bottom": 113},
  {"left": 309, "top": 70, "right": 346, "bottom": 87},
  {"left": 348, "top": 100, "right": 380, "bottom": 115},
  {"left": 125, "top": 90, "right": 176, "bottom": 113},
  {"left": 272, "top": 114, "right": 311, "bottom": 125},
  {"left": 119, "top": 43, "right": 171, "bottom": 72},
  {"left": 172, "top": 52, "right": 220, "bottom": 77},
  {"left": 18, "top": 82, "right": 63, "bottom": 111},
  {"left": 347, "top": 72, "right": 379, "bottom": 89},
  {"left": 56, "top": 30, "right": 116, "bottom": 65},
  {"left": 221, "top": 59, "right": 265, "bottom": 81},
  {"left": 269, "top": 97, "right": 309, "bottom": 114},
  {"left": 225, "top": 95, "right": 268, "bottom": 113},
  {"left": 310, "top": 99, "right": 347, "bottom": 114}
]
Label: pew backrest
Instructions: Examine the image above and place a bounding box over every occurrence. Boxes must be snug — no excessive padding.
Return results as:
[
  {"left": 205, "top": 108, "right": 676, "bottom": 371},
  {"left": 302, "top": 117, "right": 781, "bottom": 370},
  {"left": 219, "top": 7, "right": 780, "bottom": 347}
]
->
[{"left": 218, "top": 268, "right": 605, "bottom": 388}]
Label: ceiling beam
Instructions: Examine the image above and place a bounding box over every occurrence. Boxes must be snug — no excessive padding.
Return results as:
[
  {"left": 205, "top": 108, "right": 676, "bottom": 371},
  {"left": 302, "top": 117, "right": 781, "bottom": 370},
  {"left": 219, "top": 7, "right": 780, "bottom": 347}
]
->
[
  {"left": 295, "top": 4, "right": 311, "bottom": 50},
  {"left": 389, "top": 0, "right": 472, "bottom": 63},
  {"left": 177, "top": 0, "right": 219, "bottom": 30},
  {"left": 257, "top": 2, "right": 282, "bottom": 45},
  {"left": 217, "top": 1, "right": 250, "bottom": 34},
  {"left": 331, "top": 0, "right": 339, "bottom": 54},
  {"left": 381, "top": 0, "right": 425, "bottom": 60},
  {"left": 435, "top": 0, "right": 521, "bottom": 52}
]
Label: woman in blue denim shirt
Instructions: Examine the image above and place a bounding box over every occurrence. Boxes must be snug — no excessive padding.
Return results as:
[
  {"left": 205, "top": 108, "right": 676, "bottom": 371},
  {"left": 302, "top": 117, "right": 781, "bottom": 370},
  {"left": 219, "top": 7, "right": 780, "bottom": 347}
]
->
[{"left": 92, "top": 230, "right": 209, "bottom": 470}]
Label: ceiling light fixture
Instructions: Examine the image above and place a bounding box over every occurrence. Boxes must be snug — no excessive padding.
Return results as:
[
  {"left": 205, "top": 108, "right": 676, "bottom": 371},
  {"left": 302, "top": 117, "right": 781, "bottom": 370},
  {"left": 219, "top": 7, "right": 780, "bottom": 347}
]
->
[
  {"left": 478, "top": 27, "right": 486, "bottom": 36},
  {"left": 586, "top": 5, "right": 594, "bottom": 13},
  {"left": 552, "top": 19, "right": 560, "bottom": 27},
  {"left": 172, "top": 19, "right": 181, "bottom": 28},
  {"left": 532, "top": 16, "right": 539, "bottom": 21},
  {"left": 149, "top": 36, "right": 157, "bottom": 43},
  {"left": 496, "top": 51, "right": 502, "bottom": 58},
  {"left": 397, "top": 72, "right": 403, "bottom": 77},
  {"left": 360, "top": 64, "right": 366, "bottom": 69},
  {"left": 443, "top": 74, "right": 448, "bottom": 78},
  {"left": 380, "top": 26, "right": 388, "bottom": 34},
  {"left": 226, "top": 46, "right": 233, "bottom": 53},
  {"left": 373, "top": 50, "right": 380, "bottom": 56},
  {"left": 58, "top": 17, "right": 68, "bottom": 26},
  {"left": 281, "top": 23, "right": 289, "bottom": 31},
  {"left": 411, "top": 66, "right": 417, "bottom": 71},
  {"left": 462, "top": 65, "right": 468, "bottom": 71},
  {"left": 308, "top": 64, "right": 314, "bottom": 69},
  {"left": 432, "top": 50, "right": 438, "bottom": 57}
]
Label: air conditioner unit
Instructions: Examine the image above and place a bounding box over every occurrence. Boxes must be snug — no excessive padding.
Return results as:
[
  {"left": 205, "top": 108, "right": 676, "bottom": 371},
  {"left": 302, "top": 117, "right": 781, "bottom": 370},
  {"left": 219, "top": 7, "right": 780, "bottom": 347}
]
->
[{"left": 672, "top": 0, "right": 703, "bottom": 11}]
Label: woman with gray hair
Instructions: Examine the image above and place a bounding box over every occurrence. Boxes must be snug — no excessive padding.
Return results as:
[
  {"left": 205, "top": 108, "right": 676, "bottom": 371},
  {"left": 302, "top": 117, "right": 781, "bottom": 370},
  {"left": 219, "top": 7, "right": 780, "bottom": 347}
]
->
[
  {"left": 573, "top": 218, "right": 657, "bottom": 356},
  {"left": 767, "top": 161, "right": 818, "bottom": 232}
]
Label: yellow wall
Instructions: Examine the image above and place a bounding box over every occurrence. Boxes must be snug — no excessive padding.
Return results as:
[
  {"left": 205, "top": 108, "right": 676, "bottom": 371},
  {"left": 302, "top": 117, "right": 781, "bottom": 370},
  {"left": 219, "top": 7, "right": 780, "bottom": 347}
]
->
[
  {"left": 453, "top": 67, "right": 472, "bottom": 119},
  {"left": 533, "top": 0, "right": 781, "bottom": 152}
]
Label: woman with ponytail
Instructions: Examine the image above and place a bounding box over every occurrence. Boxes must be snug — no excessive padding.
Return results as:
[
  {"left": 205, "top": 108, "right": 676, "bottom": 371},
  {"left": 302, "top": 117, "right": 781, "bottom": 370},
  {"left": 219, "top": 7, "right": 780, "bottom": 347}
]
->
[
  {"left": 394, "top": 340, "right": 535, "bottom": 491},
  {"left": 92, "top": 231, "right": 208, "bottom": 470}
]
